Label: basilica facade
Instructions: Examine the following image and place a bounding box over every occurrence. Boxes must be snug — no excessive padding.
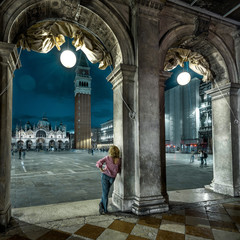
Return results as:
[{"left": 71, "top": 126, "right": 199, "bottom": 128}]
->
[{"left": 12, "top": 118, "right": 69, "bottom": 151}]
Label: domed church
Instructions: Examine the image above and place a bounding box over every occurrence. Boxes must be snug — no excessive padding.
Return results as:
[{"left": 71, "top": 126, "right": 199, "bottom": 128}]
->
[{"left": 12, "top": 117, "right": 69, "bottom": 150}]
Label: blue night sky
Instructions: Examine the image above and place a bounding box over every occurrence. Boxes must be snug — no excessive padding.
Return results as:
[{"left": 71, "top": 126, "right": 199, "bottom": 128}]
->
[
  {"left": 13, "top": 45, "right": 113, "bottom": 131},
  {"left": 13, "top": 45, "right": 202, "bottom": 132}
]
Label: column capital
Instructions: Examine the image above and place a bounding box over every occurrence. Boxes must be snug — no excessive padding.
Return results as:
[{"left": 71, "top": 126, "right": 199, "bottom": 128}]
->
[
  {"left": 132, "top": 0, "right": 166, "bottom": 20},
  {"left": 206, "top": 82, "right": 240, "bottom": 101},
  {"left": 0, "top": 42, "right": 21, "bottom": 72},
  {"left": 107, "top": 64, "right": 137, "bottom": 89}
]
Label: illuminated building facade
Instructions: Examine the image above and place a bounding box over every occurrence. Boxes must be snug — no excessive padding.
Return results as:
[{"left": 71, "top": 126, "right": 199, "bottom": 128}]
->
[
  {"left": 165, "top": 77, "right": 201, "bottom": 152},
  {"left": 12, "top": 118, "right": 69, "bottom": 150},
  {"left": 74, "top": 53, "right": 92, "bottom": 149},
  {"left": 199, "top": 82, "right": 212, "bottom": 152},
  {"left": 97, "top": 120, "right": 113, "bottom": 149}
]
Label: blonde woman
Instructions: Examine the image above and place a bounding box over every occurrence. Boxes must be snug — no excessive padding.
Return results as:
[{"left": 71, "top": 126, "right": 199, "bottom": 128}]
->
[{"left": 96, "top": 145, "right": 121, "bottom": 214}]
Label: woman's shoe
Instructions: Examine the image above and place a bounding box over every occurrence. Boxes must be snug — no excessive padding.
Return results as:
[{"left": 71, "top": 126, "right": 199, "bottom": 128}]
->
[{"left": 99, "top": 202, "right": 104, "bottom": 214}]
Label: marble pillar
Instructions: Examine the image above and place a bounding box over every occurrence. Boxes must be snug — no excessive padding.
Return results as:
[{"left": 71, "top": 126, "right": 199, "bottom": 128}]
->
[
  {"left": 206, "top": 83, "right": 240, "bottom": 196},
  {"left": 0, "top": 42, "right": 20, "bottom": 229},
  {"left": 130, "top": 5, "right": 169, "bottom": 215},
  {"left": 107, "top": 64, "right": 137, "bottom": 211}
]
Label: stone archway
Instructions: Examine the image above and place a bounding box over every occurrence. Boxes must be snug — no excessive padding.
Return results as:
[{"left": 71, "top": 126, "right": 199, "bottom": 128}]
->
[
  {"left": 159, "top": 23, "right": 240, "bottom": 197},
  {"left": 26, "top": 140, "right": 33, "bottom": 150},
  {"left": 1, "top": 0, "right": 239, "bottom": 231},
  {"left": 0, "top": 0, "right": 136, "bottom": 228}
]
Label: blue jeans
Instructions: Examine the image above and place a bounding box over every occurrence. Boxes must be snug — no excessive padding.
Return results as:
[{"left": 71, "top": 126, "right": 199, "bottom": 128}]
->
[{"left": 101, "top": 173, "right": 115, "bottom": 212}]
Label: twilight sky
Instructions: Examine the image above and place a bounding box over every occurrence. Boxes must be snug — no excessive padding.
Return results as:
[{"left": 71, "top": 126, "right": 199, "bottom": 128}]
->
[
  {"left": 12, "top": 45, "right": 113, "bottom": 131},
  {"left": 12, "top": 45, "right": 202, "bottom": 132}
]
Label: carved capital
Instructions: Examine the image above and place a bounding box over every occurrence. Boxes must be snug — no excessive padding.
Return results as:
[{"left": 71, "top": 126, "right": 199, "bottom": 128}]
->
[
  {"left": 206, "top": 82, "right": 240, "bottom": 101},
  {"left": 133, "top": 0, "right": 166, "bottom": 19},
  {"left": 0, "top": 42, "right": 21, "bottom": 72},
  {"left": 107, "top": 64, "right": 137, "bottom": 89}
]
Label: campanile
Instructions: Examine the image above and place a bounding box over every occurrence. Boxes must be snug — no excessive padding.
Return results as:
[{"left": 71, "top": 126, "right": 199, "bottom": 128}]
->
[{"left": 74, "top": 53, "right": 91, "bottom": 149}]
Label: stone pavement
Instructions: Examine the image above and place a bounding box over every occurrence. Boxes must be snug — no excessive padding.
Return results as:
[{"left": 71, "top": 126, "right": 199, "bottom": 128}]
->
[
  {"left": 10, "top": 151, "right": 213, "bottom": 208},
  {"left": 1, "top": 189, "right": 240, "bottom": 240}
]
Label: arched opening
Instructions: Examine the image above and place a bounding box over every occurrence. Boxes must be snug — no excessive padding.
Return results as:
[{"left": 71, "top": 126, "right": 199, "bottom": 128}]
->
[
  {"left": 36, "top": 130, "right": 47, "bottom": 138},
  {"left": 36, "top": 138, "right": 45, "bottom": 150},
  {"left": 0, "top": 0, "right": 135, "bottom": 225},
  {"left": 17, "top": 140, "right": 24, "bottom": 150},
  {"left": 159, "top": 24, "right": 239, "bottom": 199},
  {"left": 26, "top": 140, "right": 33, "bottom": 150},
  {"left": 49, "top": 140, "right": 55, "bottom": 150}
]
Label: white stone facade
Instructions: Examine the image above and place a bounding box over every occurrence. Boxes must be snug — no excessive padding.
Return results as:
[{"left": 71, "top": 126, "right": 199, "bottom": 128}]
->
[{"left": 12, "top": 118, "right": 69, "bottom": 150}]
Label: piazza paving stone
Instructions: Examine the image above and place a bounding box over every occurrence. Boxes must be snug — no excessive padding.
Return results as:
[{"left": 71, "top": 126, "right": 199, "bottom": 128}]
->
[
  {"left": 156, "top": 229, "right": 185, "bottom": 240},
  {"left": 209, "top": 219, "right": 239, "bottom": 232},
  {"left": 74, "top": 224, "right": 105, "bottom": 239},
  {"left": 126, "top": 235, "right": 150, "bottom": 240},
  {"left": 185, "top": 225, "right": 214, "bottom": 239},
  {"left": 185, "top": 216, "right": 210, "bottom": 228},
  {"left": 159, "top": 220, "right": 185, "bottom": 234},
  {"left": 108, "top": 219, "right": 135, "bottom": 234},
  {"left": 162, "top": 213, "right": 185, "bottom": 223},
  {"left": 137, "top": 216, "right": 162, "bottom": 229},
  {"left": 36, "top": 229, "right": 71, "bottom": 240},
  {"left": 97, "top": 228, "right": 128, "bottom": 240}
]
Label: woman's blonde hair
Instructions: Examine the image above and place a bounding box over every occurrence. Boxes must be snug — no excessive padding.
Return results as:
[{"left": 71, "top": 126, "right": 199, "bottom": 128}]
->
[{"left": 108, "top": 145, "right": 120, "bottom": 158}]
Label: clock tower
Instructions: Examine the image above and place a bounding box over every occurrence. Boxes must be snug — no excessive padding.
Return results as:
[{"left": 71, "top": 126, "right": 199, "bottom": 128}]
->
[{"left": 74, "top": 52, "right": 92, "bottom": 149}]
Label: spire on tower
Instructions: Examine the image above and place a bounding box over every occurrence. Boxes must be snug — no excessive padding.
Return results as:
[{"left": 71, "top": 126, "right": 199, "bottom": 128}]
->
[{"left": 78, "top": 52, "right": 89, "bottom": 68}]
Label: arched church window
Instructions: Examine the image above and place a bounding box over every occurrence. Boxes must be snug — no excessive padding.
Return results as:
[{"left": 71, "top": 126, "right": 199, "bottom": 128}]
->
[{"left": 36, "top": 130, "right": 46, "bottom": 138}]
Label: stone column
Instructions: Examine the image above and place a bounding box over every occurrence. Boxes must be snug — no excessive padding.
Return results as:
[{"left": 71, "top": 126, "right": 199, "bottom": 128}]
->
[
  {"left": 131, "top": 3, "right": 169, "bottom": 215},
  {"left": 206, "top": 83, "right": 240, "bottom": 196},
  {"left": 107, "top": 64, "right": 137, "bottom": 211},
  {"left": 0, "top": 42, "right": 20, "bottom": 229}
]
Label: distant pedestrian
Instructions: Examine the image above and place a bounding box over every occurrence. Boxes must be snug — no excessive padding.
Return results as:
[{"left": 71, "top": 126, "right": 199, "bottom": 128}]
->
[
  {"left": 199, "top": 150, "right": 204, "bottom": 167},
  {"left": 96, "top": 145, "right": 121, "bottom": 214},
  {"left": 19, "top": 148, "right": 22, "bottom": 160},
  {"left": 190, "top": 151, "right": 194, "bottom": 163},
  {"left": 91, "top": 149, "right": 94, "bottom": 155},
  {"left": 203, "top": 151, "right": 208, "bottom": 166},
  {"left": 23, "top": 150, "right": 26, "bottom": 159}
]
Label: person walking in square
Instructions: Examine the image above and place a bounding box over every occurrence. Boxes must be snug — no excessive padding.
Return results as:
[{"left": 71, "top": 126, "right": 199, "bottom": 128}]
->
[
  {"left": 199, "top": 150, "right": 204, "bottom": 167},
  {"left": 96, "top": 145, "right": 121, "bottom": 214},
  {"left": 203, "top": 151, "right": 208, "bottom": 166},
  {"left": 190, "top": 151, "right": 194, "bottom": 163},
  {"left": 19, "top": 148, "right": 22, "bottom": 160}
]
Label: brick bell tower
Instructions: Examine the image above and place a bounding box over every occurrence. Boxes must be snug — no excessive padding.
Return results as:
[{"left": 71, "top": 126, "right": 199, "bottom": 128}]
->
[{"left": 74, "top": 52, "right": 92, "bottom": 149}]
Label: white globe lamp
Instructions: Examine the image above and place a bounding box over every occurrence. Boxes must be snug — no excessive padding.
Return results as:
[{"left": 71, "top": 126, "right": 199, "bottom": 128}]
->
[
  {"left": 177, "top": 72, "right": 191, "bottom": 85},
  {"left": 60, "top": 50, "right": 77, "bottom": 68}
]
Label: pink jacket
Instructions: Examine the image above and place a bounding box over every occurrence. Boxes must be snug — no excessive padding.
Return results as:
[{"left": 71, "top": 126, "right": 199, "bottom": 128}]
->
[{"left": 96, "top": 156, "right": 121, "bottom": 178}]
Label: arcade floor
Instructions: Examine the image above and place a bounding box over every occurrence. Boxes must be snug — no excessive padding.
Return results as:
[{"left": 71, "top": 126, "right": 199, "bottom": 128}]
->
[
  {"left": 1, "top": 191, "right": 240, "bottom": 240},
  {"left": 2, "top": 151, "right": 239, "bottom": 239}
]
